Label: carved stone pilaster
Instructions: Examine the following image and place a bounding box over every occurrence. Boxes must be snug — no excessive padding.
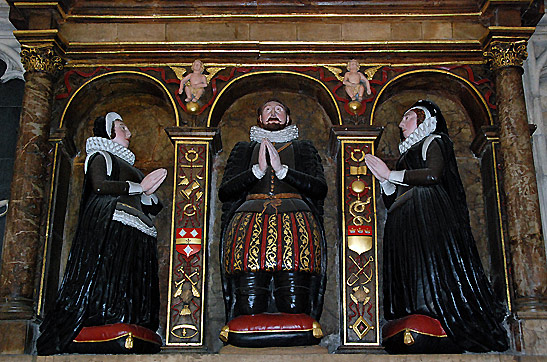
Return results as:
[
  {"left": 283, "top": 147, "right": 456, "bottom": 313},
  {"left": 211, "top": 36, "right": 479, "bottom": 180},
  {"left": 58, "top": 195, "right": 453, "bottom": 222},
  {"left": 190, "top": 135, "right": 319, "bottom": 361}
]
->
[
  {"left": 484, "top": 38, "right": 547, "bottom": 330},
  {"left": 0, "top": 40, "right": 61, "bottom": 356},
  {"left": 20, "top": 46, "right": 63, "bottom": 75},
  {"left": 484, "top": 40, "right": 528, "bottom": 70}
]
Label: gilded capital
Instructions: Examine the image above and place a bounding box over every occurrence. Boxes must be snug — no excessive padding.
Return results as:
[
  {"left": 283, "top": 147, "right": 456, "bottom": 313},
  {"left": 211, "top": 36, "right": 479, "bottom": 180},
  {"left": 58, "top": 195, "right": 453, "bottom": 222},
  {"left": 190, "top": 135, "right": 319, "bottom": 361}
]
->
[
  {"left": 484, "top": 40, "right": 528, "bottom": 70},
  {"left": 20, "top": 46, "right": 63, "bottom": 75}
]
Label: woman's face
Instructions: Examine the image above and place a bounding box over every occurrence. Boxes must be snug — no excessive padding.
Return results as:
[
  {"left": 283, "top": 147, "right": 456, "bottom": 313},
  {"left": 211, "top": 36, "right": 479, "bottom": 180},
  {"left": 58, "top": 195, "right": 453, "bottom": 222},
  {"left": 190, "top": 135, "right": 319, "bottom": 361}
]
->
[
  {"left": 112, "top": 120, "right": 131, "bottom": 148},
  {"left": 399, "top": 110, "right": 418, "bottom": 139}
]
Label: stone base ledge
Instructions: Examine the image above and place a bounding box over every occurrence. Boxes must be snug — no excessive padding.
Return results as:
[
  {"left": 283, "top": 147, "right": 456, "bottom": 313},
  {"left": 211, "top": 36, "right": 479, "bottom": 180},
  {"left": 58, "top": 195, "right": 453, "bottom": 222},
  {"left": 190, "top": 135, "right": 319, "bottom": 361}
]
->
[{"left": 0, "top": 354, "right": 544, "bottom": 362}]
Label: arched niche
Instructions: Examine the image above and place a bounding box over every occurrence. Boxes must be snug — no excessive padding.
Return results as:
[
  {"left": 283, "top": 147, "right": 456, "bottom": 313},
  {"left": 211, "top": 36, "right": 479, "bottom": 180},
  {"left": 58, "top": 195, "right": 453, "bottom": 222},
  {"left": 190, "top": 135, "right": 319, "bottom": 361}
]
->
[
  {"left": 207, "top": 71, "right": 342, "bottom": 128},
  {"left": 205, "top": 87, "right": 340, "bottom": 352},
  {"left": 42, "top": 72, "right": 177, "bottom": 328},
  {"left": 370, "top": 72, "right": 493, "bottom": 278}
]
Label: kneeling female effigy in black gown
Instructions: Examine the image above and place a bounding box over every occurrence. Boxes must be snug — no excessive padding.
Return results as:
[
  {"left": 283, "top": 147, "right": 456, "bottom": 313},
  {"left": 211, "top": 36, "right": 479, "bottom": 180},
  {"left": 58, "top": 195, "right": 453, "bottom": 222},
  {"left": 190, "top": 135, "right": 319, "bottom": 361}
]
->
[
  {"left": 37, "top": 113, "right": 167, "bottom": 355},
  {"left": 365, "top": 100, "right": 509, "bottom": 353},
  {"left": 218, "top": 100, "right": 327, "bottom": 347}
]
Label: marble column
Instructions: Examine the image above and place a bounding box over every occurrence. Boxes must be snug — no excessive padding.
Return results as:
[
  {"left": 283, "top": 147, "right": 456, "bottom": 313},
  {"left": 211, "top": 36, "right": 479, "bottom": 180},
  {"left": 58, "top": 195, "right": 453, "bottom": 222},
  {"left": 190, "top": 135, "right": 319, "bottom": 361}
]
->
[
  {"left": 0, "top": 46, "right": 62, "bottom": 353},
  {"left": 484, "top": 40, "right": 547, "bottom": 321}
]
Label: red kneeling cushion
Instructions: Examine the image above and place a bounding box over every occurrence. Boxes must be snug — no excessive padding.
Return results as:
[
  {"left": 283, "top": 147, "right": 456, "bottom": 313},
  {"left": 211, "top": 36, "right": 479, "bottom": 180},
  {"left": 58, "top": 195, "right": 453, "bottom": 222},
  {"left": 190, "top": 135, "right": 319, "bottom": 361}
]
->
[
  {"left": 382, "top": 314, "right": 447, "bottom": 339},
  {"left": 221, "top": 313, "right": 323, "bottom": 347},
  {"left": 68, "top": 323, "right": 162, "bottom": 354}
]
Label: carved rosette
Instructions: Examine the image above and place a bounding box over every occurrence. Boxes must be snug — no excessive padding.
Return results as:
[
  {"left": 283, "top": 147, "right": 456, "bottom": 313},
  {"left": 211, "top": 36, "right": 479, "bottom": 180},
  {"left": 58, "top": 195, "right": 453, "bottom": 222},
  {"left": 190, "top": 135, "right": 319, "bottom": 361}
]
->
[
  {"left": 484, "top": 40, "right": 528, "bottom": 70},
  {"left": 20, "top": 46, "right": 63, "bottom": 75}
]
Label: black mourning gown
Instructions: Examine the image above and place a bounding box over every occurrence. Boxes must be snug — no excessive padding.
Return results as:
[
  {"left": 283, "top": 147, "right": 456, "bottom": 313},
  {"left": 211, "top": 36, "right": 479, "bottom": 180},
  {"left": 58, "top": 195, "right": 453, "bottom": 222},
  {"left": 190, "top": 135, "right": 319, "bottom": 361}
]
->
[
  {"left": 36, "top": 152, "right": 160, "bottom": 355},
  {"left": 382, "top": 134, "right": 509, "bottom": 352}
]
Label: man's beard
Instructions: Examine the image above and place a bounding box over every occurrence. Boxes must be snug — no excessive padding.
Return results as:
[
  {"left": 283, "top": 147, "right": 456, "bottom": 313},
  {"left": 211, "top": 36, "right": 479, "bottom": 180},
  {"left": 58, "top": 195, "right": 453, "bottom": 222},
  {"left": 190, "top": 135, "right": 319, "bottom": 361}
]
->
[{"left": 260, "top": 118, "right": 287, "bottom": 131}]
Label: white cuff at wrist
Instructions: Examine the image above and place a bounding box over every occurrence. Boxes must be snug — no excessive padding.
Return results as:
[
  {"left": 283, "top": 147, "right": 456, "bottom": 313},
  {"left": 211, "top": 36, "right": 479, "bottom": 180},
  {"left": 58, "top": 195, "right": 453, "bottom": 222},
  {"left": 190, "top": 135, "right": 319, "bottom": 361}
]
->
[
  {"left": 275, "top": 165, "right": 289, "bottom": 180},
  {"left": 380, "top": 180, "right": 396, "bottom": 196},
  {"left": 388, "top": 170, "right": 408, "bottom": 186},
  {"left": 141, "top": 193, "right": 158, "bottom": 205},
  {"left": 127, "top": 181, "right": 143, "bottom": 195},
  {"left": 252, "top": 164, "right": 266, "bottom": 179}
]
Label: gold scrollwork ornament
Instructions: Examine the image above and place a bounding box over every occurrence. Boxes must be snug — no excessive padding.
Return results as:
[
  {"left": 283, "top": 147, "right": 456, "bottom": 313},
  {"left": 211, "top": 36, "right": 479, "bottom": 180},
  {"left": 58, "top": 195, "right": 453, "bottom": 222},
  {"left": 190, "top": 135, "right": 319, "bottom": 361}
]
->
[
  {"left": 484, "top": 40, "right": 527, "bottom": 70},
  {"left": 20, "top": 46, "right": 63, "bottom": 74}
]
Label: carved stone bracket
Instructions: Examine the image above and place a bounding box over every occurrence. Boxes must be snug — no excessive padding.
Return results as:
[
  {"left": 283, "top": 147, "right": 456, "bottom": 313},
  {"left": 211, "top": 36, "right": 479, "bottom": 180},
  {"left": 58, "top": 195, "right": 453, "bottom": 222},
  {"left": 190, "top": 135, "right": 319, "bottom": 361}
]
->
[
  {"left": 484, "top": 40, "right": 528, "bottom": 70},
  {"left": 20, "top": 46, "right": 63, "bottom": 75}
]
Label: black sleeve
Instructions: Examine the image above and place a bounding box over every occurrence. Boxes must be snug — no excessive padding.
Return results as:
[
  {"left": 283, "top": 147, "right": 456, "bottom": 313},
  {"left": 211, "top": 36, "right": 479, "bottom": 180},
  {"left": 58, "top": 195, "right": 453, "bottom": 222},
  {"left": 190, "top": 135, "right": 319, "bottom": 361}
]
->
[
  {"left": 283, "top": 141, "right": 328, "bottom": 200},
  {"left": 402, "top": 140, "right": 444, "bottom": 186},
  {"left": 218, "top": 142, "right": 259, "bottom": 202},
  {"left": 142, "top": 198, "right": 163, "bottom": 216},
  {"left": 87, "top": 154, "right": 130, "bottom": 195}
]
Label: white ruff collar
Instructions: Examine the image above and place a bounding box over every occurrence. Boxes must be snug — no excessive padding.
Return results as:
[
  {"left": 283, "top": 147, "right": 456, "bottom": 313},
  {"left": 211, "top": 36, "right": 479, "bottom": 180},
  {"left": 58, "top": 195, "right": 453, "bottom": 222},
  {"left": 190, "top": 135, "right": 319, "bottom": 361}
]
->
[
  {"left": 86, "top": 137, "right": 135, "bottom": 165},
  {"left": 398, "top": 110, "right": 437, "bottom": 154},
  {"left": 250, "top": 125, "right": 299, "bottom": 143}
]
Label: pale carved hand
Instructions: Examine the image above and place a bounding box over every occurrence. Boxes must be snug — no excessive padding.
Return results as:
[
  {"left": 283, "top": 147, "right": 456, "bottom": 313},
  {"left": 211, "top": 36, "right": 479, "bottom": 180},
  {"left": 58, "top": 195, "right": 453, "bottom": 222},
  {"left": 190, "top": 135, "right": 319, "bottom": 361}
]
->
[
  {"left": 258, "top": 139, "right": 268, "bottom": 173},
  {"left": 263, "top": 139, "right": 283, "bottom": 173},
  {"left": 364, "top": 154, "right": 391, "bottom": 182},
  {"left": 141, "top": 168, "right": 167, "bottom": 195}
]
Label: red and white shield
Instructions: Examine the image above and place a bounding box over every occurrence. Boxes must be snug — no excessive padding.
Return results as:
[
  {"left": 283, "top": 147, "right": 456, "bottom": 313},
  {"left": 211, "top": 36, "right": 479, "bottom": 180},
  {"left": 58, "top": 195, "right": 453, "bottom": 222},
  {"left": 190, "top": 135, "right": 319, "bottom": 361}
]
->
[{"left": 176, "top": 228, "right": 202, "bottom": 259}]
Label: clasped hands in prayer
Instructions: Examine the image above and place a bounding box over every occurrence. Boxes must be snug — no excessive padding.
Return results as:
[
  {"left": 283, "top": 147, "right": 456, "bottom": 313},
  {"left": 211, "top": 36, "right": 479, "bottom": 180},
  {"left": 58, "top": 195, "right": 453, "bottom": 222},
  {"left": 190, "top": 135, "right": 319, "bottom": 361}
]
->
[
  {"left": 140, "top": 168, "right": 167, "bottom": 195},
  {"left": 258, "top": 138, "right": 283, "bottom": 173},
  {"left": 364, "top": 154, "right": 391, "bottom": 182}
]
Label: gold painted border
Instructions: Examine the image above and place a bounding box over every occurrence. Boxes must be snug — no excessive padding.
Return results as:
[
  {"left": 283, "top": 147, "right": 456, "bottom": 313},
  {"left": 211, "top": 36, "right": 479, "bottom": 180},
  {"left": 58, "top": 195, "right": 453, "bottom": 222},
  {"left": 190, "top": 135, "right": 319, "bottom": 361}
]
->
[
  {"left": 206, "top": 70, "right": 342, "bottom": 127},
  {"left": 370, "top": 69, "right": 494, "bottom": 126},
  {"left": 65, "top": 12, "right": 481, "bottom": 21},
  {"left": 37, "top": 143, "right": 59, "bottom": 316},
  {"left": 340, "top": 138, "right": 380, "bottom": 347},
  {"left": 58, "top": 70, "right": 179, "bottom": 128},
  {"left": 491, "top": 141, "right": 512, "bottom": 312},
  {"left": 166, "top": 140, "right": 210, "bottom": 347},
  {"left": 65, "top": 61, "right": 487, "bottom": 69}
]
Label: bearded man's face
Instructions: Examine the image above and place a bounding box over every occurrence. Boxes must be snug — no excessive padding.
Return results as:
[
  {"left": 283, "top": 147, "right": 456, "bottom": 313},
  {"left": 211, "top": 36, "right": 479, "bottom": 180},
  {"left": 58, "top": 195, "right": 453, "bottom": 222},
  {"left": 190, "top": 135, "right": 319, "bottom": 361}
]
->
[{"left": 259, "top": 101, "right": 289, "bottom": 131}]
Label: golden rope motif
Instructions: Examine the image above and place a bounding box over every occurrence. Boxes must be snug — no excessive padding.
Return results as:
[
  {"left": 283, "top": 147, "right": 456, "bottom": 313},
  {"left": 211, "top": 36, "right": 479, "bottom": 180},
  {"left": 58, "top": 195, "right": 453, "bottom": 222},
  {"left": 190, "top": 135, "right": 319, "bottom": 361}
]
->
[
  {"left": 247, "top": 213, "right": 262, "bottom": 272},
  {"left": 349, "top": 197, "right": 372, "bottom": 225},
  {"left": 20, "top": 46, "right": 63, "bottom": 74},
  {"left": 265, "top": 214, "right": 278, "bottom": 271},
  {"left": 295, "top": 212, "right": 311, "bottom": 272},
  {"left": 282, "top": 213, "right": 294, "bottom": 270},
  {"left": 484, "top": 40, "right": 528, "bottom": 70}
]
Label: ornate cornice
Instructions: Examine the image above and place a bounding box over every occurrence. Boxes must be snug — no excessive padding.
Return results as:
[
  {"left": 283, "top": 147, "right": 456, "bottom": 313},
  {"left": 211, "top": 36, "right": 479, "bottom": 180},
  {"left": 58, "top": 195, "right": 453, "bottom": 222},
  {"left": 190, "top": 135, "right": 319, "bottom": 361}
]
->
[
  {"left": 484, "top": 40, "right": 528, "bottom": 70},
  {"left": 20, "top": 45, "right": 63, "bottom": 74}
]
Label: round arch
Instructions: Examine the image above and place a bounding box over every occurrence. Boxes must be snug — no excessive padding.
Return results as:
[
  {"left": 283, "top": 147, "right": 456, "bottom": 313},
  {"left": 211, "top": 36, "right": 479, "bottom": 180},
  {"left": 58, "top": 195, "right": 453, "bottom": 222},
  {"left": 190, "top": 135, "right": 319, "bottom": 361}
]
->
[
  {"left": 59, "top": 70, "right": 179, "bottom": 131},
  {"left": 370, "top": 69, "right": 493, "bottom": 134},
  {"left": 207, "top": 71, "right": 342, "bottom": 127}
]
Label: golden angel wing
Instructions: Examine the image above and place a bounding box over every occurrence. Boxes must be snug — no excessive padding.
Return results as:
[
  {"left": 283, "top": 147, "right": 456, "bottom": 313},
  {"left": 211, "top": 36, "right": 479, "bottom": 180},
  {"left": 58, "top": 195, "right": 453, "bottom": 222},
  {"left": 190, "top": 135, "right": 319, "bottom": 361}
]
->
[
  {"left": 323, "top": 65, "right": 345, "bottom": 82},
  {"left": 169, "top": 66, "right": 187, "bottom": 81},
  {"left": 363, "top": 65, "right": 382, "bottom": 80},
  {"left": 204, "top": 67, "right": 225, "bottom": 84}
]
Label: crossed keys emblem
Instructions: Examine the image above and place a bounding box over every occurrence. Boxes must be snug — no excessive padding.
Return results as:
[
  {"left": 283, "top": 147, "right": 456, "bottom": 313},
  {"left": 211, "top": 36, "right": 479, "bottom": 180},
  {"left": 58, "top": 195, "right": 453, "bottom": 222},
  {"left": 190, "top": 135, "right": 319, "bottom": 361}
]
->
[
  {"left": 346, "top": 255, "right": 374, "bottom": 286},
  {"left": 174, "top": 268, "right": 200, "bottom": 301}
]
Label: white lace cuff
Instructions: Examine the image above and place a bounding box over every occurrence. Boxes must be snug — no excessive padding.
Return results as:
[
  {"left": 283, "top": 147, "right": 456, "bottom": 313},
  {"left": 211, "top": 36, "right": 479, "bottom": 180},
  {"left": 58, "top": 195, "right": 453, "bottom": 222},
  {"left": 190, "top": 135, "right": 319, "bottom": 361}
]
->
[
  {"left": 252, "top": 164, "right": 266, "bottom": 179},
  {"left": 127, "top": 181, "right": 143, "bottom": 195},
  {"left": 380, "top": 180, "right": 396, "bottom": 196},
  {"left": 275, "top": 165, "right": 289, "bottom": 180},
  {"left": 141, "top": 193, "right": 159, "bottom": 205},
  {"left": 388, "top": 170, "right": 408, "bottom": 186}
]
